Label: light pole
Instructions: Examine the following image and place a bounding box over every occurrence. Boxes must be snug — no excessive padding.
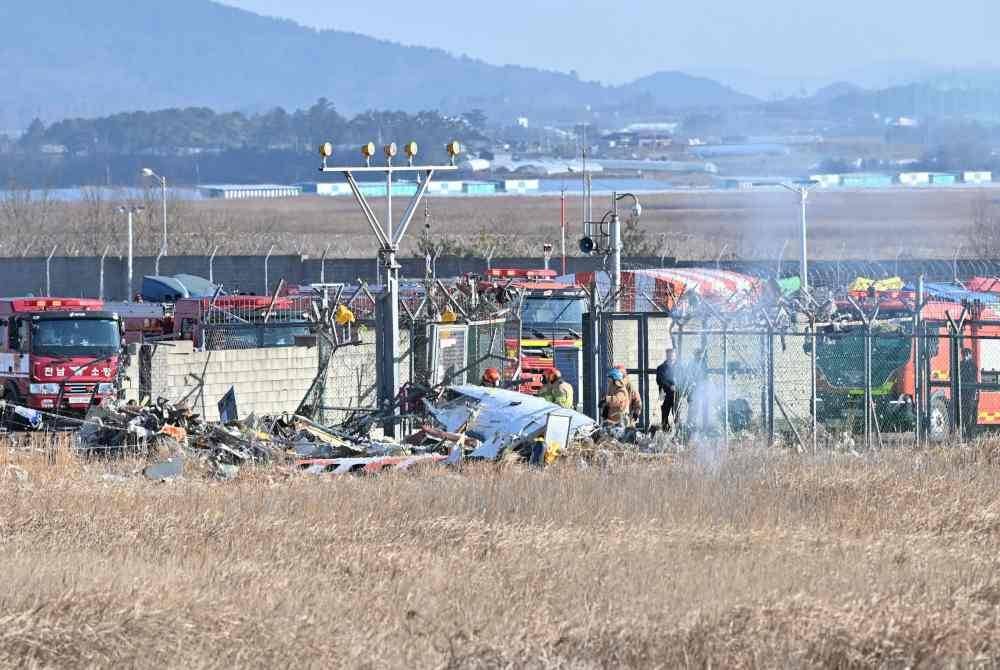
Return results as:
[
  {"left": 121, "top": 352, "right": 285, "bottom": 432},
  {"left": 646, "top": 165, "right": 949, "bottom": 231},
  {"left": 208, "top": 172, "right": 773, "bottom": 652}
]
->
[
  {"left": 317, "top": 139, "right": 459, "bottom": 437},
  {"left": 778, "top": 181, "right": 818, "bottom": 295},
  {"left": 577, "top": 192, "right": 642, "bottom": 310},
  {"left": 141, "top": 168, "right": 168, "bottom": 266},
  {"left": 119, "top": 205, "right": 144, "bottom": 300}
]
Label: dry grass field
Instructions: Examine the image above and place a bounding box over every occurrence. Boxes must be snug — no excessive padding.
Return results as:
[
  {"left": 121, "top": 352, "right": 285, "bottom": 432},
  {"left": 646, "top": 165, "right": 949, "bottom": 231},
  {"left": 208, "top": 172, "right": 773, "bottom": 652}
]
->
[
  {"left": 5, "top": 439, "right": 1000, "bottom": 667},
  {"left": 8, "top": 186, "right": 991, "bottom": 260},
  {"left": 181, "top": 187, "right": 985, "bottom": 260}
]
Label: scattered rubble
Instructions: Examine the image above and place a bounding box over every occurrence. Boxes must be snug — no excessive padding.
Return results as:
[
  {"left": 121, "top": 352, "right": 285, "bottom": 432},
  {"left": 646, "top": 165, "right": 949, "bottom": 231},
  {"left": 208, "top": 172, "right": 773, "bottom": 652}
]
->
[{"left": 2, "top": 381, "right": 608, "bottom": 481}]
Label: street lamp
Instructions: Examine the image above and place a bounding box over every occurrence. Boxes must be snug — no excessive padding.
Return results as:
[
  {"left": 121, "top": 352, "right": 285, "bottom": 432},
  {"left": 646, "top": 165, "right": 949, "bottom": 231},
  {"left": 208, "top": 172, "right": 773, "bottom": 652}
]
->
[
  {"left": 118, "top": 205, "right": 145, "bottom": 300},
  {"left": 754, "top": 179, "right": 818, "bottom": 294},
  {"left": 141, "top": 168, "right": 168, "bottom": 267}
]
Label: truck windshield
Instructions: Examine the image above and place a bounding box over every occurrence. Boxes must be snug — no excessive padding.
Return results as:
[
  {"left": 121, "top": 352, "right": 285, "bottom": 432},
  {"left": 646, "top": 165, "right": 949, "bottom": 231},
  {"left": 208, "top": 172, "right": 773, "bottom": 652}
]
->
[
  {"left": 521, "top": 297, "right": 584, "bottom": 330},
  {"left": 31, "top": 319, "right": 120, "bottom": 356}
]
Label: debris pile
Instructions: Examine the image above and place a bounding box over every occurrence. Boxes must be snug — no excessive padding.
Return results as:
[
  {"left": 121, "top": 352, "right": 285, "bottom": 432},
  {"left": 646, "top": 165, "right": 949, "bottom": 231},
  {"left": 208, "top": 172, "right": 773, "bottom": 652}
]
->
[{"left": 5, "top": 382, "right": 604, "bottom": 481}]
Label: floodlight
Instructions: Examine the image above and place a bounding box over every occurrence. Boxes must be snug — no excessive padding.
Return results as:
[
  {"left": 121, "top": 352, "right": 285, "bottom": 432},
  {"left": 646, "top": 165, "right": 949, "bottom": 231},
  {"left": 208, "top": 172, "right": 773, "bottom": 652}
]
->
[
  {"left": 361, "top": 142, "right": 376, "bottom": 158},
  {"left": 384, "top": 143, "right": 398, "bottom": 159},
  {"left": 404, "top": 141, "right": 418, "bottom": 159},
  {"left": 446, "top": 141, "right": 461, "bottom": 157},
  {"left": 319, "top": 142, "right": 334, "bottom": 158}
]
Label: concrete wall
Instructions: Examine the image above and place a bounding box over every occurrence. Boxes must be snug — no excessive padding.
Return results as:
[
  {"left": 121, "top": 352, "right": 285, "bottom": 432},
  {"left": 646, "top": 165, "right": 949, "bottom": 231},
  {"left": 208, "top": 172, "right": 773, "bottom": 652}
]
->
[{"left": 122, "top": 332, "right": 391, "bottom": 422}]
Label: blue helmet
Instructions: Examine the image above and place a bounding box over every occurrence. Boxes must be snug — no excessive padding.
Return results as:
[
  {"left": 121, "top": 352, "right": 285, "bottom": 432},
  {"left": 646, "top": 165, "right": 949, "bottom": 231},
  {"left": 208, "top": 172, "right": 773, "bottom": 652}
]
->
[{"left": 608, "top": 368, "right": 624, "bottom": 381}]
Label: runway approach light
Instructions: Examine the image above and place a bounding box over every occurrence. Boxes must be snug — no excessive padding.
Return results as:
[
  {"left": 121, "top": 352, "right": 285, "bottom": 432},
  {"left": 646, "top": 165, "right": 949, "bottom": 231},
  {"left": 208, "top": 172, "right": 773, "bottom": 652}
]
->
[
  {"left": 384, "top": 143, "right": 398, "bottom": 161},
  {"left": 361, "top": 142, "right": 376, "bottom": 166},
  {"left": 404, "top": 141, "right": 418, "bottom": 160},
  {"left": 446, "top": 141, "right": 462, "bottom": 165},
  {"left": 319, "top": 142, "right": 334, "bottom": 158}
]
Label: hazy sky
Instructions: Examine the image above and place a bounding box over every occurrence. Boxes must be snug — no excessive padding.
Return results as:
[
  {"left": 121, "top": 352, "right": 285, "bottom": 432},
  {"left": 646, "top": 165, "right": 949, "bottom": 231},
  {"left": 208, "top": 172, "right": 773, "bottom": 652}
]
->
[{"left": 221, "top": 0, "right": 994, "bottom": 92}]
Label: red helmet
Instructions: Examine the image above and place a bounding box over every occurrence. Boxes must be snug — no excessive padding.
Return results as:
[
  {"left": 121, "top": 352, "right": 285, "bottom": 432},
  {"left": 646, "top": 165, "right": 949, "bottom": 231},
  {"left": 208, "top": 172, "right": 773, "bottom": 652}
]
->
[
  {"left": 482, "top": 368, "right": 501, "bottom": 384},
  {"left": 545, "top": 368, "right": 562, "bottom": 383}
]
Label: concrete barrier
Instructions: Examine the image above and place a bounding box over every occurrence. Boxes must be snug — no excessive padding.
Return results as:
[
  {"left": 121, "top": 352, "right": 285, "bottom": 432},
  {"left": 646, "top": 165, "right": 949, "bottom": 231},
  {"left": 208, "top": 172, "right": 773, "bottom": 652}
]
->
[{"left": 123, "top": 332, "right": 391, "bottom": 423}]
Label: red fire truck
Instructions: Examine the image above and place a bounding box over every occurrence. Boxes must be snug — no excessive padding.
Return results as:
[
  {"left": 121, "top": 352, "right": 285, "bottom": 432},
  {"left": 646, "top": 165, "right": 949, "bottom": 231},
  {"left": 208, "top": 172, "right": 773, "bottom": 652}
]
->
[
  {"left": 0, "top": 298, "right": 123, "bottom": 413},
  {"left": 480, "top": 268, "right": 587, "bottom": 394},
  {"left": 120, "top": 295, "right": 313, "bottom": 349}
]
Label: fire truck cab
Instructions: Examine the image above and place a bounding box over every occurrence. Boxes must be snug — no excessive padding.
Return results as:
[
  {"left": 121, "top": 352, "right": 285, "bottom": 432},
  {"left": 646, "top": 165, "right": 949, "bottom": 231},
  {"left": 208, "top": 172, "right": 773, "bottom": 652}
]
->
[
  {"left": 482, "top": 268, "right": 587, "bottom": 394},
  {"left": 0, "top": 298, "right": 122, "bottom": 413}
]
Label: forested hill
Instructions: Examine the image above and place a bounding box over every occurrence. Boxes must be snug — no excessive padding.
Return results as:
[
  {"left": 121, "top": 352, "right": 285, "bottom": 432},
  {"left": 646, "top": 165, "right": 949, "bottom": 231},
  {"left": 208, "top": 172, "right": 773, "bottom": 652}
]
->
[{"left": 0, "top": 0, "right": 754, "bottom": 129}]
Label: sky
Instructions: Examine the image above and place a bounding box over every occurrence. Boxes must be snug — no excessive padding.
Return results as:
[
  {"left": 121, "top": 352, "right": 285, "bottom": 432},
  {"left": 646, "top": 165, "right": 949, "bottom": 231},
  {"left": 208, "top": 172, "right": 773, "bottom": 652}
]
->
[{"left": 221, "top": 0, "right": 996, "bottom": 95}]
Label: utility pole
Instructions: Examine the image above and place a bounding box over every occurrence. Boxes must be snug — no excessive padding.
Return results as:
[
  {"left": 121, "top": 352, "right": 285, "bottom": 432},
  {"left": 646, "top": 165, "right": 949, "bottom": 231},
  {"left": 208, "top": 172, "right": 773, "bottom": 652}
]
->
[
  {"left": 141, "top": 168, "right": 168, "bottom": 267},
  {"left": 317, "top": 140, "right": 460, "bottom": 436},
  {"left": 119, "top": 205, "right": 144, "bottom": 301},
  {"left": 777, "top": 181, "right": 818, "bottom": 295}
]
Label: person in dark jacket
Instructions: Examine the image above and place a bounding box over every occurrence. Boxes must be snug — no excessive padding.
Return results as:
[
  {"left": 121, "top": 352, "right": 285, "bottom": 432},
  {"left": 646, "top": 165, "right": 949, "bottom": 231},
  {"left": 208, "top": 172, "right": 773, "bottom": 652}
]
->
[
  {"left": 655, "top": 349, "right": 677, "bottom": 431},
  {"left": 960, "top": 348, "right": 979, "bottom": 440}
]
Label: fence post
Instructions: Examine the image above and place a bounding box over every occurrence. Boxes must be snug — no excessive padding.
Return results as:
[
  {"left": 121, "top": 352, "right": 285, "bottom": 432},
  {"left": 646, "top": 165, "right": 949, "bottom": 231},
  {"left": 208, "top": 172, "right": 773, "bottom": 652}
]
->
[
  {"left": 810, "top": 316, "right": 818, "bottom": 453},
  {"left": 320, "top": 244, "right": 330, "bottom": 284},
  {"left": 98, "top": 245, "right": 110, "bottom": 300},
  {"left": 45, "top": 245, "right": 57, "bottom": 295},
  {"left": 263, "top": 245, "right": 275, "bottom": 295},
  {"left": 209, "top": 246, "right": 219, "bottom": 285},
  {"left": 722, "top": 319, "right": 730, "bottom": 449},
  {"left": 863, "top": 318, "right": 873, "bottom": 450},
  {"left": 914, "top": 276, "right": 924, "bottom": 445},
  {"left": 767, "top": 321, "right": 775, "bottom": 446}
]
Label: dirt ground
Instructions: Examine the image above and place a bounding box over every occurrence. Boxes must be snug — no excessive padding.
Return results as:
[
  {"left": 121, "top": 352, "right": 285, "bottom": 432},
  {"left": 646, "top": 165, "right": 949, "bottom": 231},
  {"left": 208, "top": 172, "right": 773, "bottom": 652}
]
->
[
  {"left": 181, "top": 187, "right": 989, "bottom": 260},
  {"left": 5, "top": 441, "right": 1000, "bottom": 667}
]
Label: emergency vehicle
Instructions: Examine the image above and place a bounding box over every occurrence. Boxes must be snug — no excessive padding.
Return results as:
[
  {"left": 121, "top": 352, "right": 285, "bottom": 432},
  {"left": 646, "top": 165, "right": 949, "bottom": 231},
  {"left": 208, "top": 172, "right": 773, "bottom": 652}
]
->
[
  {"left": 120, "top": 295, "right": 313, "bottom": 349},
  {"left": 815, "top": 285, "right": 1000, "bottom": 440},
  {"left": 0, "top": 298, "right": 122, "bottom": 413},
  {"left": 480, "top": 268, "right": 587, "bottom": 394}
]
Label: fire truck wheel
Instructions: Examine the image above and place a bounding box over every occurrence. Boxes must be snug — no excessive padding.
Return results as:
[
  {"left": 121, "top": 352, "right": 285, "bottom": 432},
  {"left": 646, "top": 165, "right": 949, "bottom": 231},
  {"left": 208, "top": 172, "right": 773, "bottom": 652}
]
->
[{"left": 928, "top": 393, "right": 951, "bottom": 444}]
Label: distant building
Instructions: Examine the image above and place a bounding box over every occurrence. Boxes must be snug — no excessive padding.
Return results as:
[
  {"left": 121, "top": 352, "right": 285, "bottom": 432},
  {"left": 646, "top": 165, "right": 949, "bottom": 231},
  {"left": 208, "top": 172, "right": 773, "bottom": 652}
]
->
[
  {"left": 498, "top": 179, "right": 540, "bottom": 194},
  {"left": 463, "top": 181, "right": 497, "bottom": 195},
  {"left": 427, "top": 180, "right": 465, "bottom": 195},
  {"left": 199, "top": 184, "right": 301, "bottom": 200},
  {"left": 300, "top": 182, "right": 351, "bottom": 196},
  {"left": 809, "top": 174, "right": 842, "bottom": 188},
  {"left": 899, "top": 172, "right": 931, "bottom": 187},
  {"left": 841, "top": 173, "right": 894, "bottom": 189},
  {"left": 963, "top": 171, "right": 993, "bottom": 184},
  {"left": 930, "top": 173, "right": 957, "bottom": 186}
]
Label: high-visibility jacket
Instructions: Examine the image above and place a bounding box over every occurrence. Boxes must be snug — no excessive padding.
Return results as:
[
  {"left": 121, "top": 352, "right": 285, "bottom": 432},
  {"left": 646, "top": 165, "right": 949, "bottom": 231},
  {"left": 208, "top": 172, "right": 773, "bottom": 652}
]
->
[{"left": 540, "top": 380, "right": 574, "bottom": 409}]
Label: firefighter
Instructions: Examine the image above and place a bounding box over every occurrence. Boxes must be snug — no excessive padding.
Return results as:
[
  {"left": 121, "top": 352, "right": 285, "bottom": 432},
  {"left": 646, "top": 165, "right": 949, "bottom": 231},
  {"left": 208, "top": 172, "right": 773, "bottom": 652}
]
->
[
  {"left": 540, "top": 368, "right": 574, "bottom": 409},
  {"left": 601, "top": 368, "right": 631, "bottom": 426},
  {"left": 481, "top": 367, "right": 502, "bottom": 388},
  {"left": 615, "top": 362, "right": 643, "bottom": 424}
]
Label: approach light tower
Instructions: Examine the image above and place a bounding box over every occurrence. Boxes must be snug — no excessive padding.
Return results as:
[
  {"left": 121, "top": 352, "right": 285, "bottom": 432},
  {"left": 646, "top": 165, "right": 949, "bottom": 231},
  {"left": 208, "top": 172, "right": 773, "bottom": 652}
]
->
[{"left": 317, "top": 140, "right": 460, "bottom": 436}]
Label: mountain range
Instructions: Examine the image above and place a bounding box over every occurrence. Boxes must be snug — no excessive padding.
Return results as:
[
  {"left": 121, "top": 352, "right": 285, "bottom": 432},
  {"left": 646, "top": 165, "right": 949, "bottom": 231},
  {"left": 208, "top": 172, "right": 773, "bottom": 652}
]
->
[{"left": 0, "top": 0, "right": 755, "bottom": 131}]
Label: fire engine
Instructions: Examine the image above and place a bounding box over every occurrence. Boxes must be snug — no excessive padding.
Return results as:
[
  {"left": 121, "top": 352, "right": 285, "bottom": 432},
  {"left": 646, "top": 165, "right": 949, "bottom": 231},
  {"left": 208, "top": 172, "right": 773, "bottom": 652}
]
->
[
  {"left": 481, "top": 268, "right": 587, "bottom": 394},
  {"left": 814, "top": 285, "right": 1000, "bottom": 441},
  {"left": 120, "top": 295, "right": 313, "bottom": 349},
  {"left": 0, "top": 298, "right": 123, "bottom": 413}
]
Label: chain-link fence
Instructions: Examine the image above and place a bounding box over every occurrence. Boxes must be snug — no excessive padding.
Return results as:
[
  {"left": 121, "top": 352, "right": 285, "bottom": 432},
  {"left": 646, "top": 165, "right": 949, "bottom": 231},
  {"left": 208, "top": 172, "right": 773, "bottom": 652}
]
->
[
  {"left": 587, "top": 296, "right": 1000, "bottom": 450},
  {"left": 194, "top": 295, "right": 314, "bottom": 351}
]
